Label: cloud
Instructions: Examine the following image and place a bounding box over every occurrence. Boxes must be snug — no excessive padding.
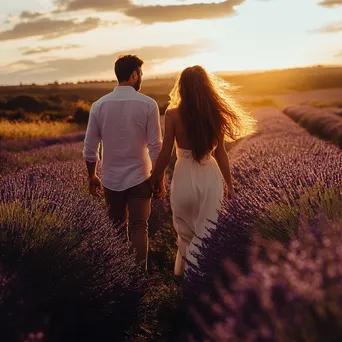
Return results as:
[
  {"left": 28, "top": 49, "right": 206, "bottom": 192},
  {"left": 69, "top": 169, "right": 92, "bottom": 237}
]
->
[
  {"left": 0, "top": 60, "right": 38, "bottom": 74},
  {"left": 0, "top": 43, "right": 207, "bottom": 85},
  {"left": 0, "top": 17, "right": 101, "bottom": 41},
  {"left": 123, "top": 0, "right": 246, "bottom": 24},
  {"left": 20, "top": 11, "right": 44, "bottom": 19},
  {"left": 54, "top": 0, "right": 131, "bottom": 12},
  {"left": 8, "top": 60, "right": 38, "bottom": 67},
  {"left": 4, "top": 11, "right": 44, "bottom": 26},
  {"left": 53, "top": 0, "right": 246, "bottom": 24},
  {"left": 318, "top": 0, "right": 342, "bottom": 7},
  {"left": 20, "top": 44, "right": 82, "bottom": 56},
  {"left": 124, "top": 0, "right": 246, "bottom": 24},
  {"left": 313, "top": 21, "right": 342, "bottom": 33}
]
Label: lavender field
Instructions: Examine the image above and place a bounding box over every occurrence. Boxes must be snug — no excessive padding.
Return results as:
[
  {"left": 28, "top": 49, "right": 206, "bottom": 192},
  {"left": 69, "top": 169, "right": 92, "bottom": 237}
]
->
[
  {"left": 283, "top": 106, "right": 342, "bottom": 148},
  {"left": 0, "top": 106, "right": 341, "bottom": 341},
  {"left": 185, "top": 108, "right": 342, "bottom": 341}
]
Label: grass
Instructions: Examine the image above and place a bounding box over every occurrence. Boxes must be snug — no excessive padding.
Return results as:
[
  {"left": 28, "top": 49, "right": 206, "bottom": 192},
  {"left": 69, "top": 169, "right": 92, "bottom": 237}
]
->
[
  {"left": 127, "top": 219, "right": 186, "bottom": 342},
  {"left": 241, "top": 98, "right": 279, "bottom": 110},
  {"left": 258, "top": 185, "right": 342, "bottom": 243},
  {"left": 19, "top": 148, "right": 82, "bottom": 168},
  {"left": 0, "top": 120, "right": 82, "bottom": 140},
  {"left": 305, "top": 100, "right": 342, "bottom": 109}
]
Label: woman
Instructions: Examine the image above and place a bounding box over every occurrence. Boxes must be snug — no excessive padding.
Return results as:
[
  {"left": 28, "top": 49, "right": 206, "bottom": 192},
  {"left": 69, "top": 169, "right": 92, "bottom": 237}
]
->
[{"left": 149, "top": 65, "right": 256, "bottom": 276}]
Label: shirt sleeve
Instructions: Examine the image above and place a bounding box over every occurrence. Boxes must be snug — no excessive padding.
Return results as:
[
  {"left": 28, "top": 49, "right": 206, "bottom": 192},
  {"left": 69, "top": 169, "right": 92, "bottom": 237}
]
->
[
  {"left": 146, "top": 100, "right": 162, "bottom": 161},
  {"left": 83, "top": 102, "right": 101, "bottom": 162}
]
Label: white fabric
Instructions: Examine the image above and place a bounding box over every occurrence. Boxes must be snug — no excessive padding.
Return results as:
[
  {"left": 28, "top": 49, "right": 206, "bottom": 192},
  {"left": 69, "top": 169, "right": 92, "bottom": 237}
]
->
[
  {"left": 83, "top": 86, "right": 162, "bottom": 191},
  {"left": 170, "top": 148, "right": 224, "bottom": 276}
]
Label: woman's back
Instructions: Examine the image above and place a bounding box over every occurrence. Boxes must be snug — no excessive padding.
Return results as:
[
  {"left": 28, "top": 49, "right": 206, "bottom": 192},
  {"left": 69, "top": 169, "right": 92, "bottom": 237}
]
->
[
  {"left": 167, "top": 108, "right": 192, "bottom": 151},
  {"left": 169, "top": 107, "right": 219, "bottom": 158}
]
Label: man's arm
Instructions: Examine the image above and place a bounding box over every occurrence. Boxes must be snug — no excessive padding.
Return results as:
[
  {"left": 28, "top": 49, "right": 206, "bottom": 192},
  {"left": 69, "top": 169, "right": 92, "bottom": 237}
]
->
[
  {"left": 147, "top": 100, "right": 162, "bottom": 172},
  {"left": 83, "top": 103, "right": 102, "bottom": 196},
  {"left": 86, "top": 160, "right": 97, "bottom": 179}
]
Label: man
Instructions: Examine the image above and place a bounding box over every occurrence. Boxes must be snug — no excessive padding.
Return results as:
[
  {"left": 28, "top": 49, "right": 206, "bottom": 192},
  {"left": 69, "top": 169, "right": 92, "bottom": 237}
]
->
[{"left": 83, "top": 54, "right": 163, "bottom": 271}]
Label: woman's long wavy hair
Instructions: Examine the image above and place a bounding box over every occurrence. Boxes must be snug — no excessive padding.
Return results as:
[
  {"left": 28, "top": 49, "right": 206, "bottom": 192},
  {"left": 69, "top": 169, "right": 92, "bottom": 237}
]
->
[{"left": 168, "top": 65, "right": 257, "bottom": 162}]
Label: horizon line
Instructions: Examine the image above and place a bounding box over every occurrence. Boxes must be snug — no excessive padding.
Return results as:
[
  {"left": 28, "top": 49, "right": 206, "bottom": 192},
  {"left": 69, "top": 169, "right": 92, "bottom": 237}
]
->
[{"left": 1, "top": 64, "right": 342, "bottom": 88}]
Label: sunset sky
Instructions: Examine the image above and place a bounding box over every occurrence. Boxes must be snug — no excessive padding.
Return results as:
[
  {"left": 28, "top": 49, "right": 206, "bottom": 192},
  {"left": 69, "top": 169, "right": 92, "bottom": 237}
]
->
[{"left": 0, "top": 0, "right": 342, "bottom": 85}]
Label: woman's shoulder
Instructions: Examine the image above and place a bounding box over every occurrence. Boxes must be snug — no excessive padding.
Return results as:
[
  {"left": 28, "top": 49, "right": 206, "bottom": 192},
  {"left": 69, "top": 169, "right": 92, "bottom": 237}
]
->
[{"left": 165, "top": 107, "right": 180, "bottom": 119}]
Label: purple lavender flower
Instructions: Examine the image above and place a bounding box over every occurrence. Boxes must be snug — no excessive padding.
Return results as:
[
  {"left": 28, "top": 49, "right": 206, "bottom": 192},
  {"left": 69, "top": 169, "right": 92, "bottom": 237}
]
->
[
  {"left": 185, "top": 108, "right": 342, "bottom": 340},
  {"left": 0, "top": 163, "right": 147, "bottom": 341},
  {"left": 283, "top": 106, "right": 342, "bottom": 147},
  {"left": 189, "top": 214, "right": 342, "bottom": 342},
  {"left": 1, "top": 131, "right": 85, "bottom": 152}
]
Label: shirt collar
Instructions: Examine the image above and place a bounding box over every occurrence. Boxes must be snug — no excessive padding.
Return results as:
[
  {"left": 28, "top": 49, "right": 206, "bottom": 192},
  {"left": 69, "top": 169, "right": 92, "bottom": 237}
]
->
[{"left": 113, "top": 85, "right": 136, "bottom": 93}]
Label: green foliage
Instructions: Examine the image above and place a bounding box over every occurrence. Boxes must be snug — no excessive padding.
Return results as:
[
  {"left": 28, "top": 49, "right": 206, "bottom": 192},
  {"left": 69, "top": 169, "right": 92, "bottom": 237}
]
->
[
  {"left": 71, "top": 102, "right": 90, "bottom": 124},
  {"left": 258, "top": 185, "right": 342, "bottom": 243},
  {"left": 4, "top": 95, "right": 60, "bottom": 113}
]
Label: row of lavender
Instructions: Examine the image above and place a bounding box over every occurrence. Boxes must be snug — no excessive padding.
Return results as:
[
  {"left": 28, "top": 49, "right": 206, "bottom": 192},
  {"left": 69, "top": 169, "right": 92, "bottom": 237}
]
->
[
  {"left": 0, "top": 131, "right": 85, "bottom": 176},
  {"left": 186, "top": 107, "right": 342, "bottom": 341},
  {"left": 0, "top": 141, "right": 83, "bottom": 177},
  {"left": 0, "top": 131, "right": 85, "bottom": 152},
  {"left": 0, "top": 122, "right": 181, "bottom": 340},
  {"left": 283, "top": 105, "right": 342, "bottom": 148},
  {"left": 0, "top": 159, "right": 168, "bottom": 341}
]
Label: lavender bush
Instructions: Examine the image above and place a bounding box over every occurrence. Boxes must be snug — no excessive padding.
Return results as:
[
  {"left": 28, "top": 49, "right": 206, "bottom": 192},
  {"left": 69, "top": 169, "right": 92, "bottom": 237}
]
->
[
  {"left": 185, "top": 108, "right": 342, "bottom": 339},
  {"left": 1, "top": 131, "right": 85, "bottom": 152},
  {"left": 283, "top": 106, "right": 342, "bottom": 147},
  {"left": 0, "top": 142, "right": 83, "bottom": 177},
  {"left": 0, "top": 164, "right": 146, "bottom": 341},
  {"left": 189, "top": 213, "right": 342, "bottom": 342},
  {"left": 0, "top": 265, "right": 47, "bottom": 342}
]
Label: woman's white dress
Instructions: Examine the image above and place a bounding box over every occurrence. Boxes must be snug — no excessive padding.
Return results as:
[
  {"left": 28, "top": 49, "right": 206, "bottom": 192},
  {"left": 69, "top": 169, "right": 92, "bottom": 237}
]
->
[{"left": 170, "top": 147, "right": 224, "bottom": 276}]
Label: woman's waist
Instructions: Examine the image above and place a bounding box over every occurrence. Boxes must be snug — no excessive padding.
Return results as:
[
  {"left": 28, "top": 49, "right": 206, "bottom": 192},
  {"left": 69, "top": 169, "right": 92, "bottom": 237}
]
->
[
  {"left": 173, "top": 153, "right": 223, "bottom": 179},
  {"left": 176, "top": 147, "right": 212, "bottom": 161}
]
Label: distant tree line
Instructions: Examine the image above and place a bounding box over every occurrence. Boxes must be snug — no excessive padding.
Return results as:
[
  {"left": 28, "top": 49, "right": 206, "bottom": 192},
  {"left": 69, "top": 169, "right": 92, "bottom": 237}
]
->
[{"left": 0, "top": 95, "right": 90, "bottom": 124}]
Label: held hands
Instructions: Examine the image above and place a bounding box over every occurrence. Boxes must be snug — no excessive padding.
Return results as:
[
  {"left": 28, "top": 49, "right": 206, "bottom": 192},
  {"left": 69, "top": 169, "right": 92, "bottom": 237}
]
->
[
  {"left": 148, "top": 177, "right": 166, "bottom": 199},
  {"left": 88, "top": 174, "right": 103, "bottom": 197}
]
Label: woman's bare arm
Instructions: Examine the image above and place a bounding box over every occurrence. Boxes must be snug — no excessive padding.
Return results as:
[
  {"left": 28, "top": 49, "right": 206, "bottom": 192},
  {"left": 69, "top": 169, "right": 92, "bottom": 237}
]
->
[
  {"left": 149, "top": 109, "right": 175, "bottom": 193},
  {"left": 214, "top": 133, "right": 235, "bottom": 198}
]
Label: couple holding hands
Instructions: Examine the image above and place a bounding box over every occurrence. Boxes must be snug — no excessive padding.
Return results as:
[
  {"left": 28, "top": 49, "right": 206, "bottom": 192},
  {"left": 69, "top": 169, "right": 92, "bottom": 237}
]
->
[{"left": 83, "top": 54, "right": 255, "bottom": 276}]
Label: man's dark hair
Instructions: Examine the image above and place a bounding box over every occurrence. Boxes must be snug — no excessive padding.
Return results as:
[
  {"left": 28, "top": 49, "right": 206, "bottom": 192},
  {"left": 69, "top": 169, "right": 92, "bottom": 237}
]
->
[{"left": 114, "top": 55, "right": 144, "bottom": 82}]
